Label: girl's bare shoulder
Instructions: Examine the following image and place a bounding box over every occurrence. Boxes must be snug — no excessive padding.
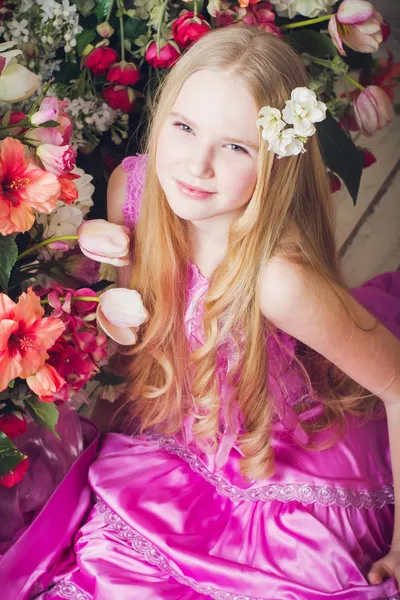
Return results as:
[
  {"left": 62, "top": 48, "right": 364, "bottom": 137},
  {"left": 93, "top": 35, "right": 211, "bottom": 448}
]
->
[{"left": 107, "top": 164, "right": 129, "bottom": 225}]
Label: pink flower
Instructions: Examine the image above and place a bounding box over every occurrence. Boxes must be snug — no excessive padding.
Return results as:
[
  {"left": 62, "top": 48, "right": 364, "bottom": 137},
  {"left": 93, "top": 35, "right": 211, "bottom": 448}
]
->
[
  {"left": 85, "top": 46, "right": 118, "bottom": 76},
  {"left": 0, "top": 457, "right": 29, "bottom": 488},
  {"left": 354, "top": 85, "right": 394, "bottom": 137},
  {"left": 26, "top": 362, "right": 66, "bottom": 402},
  {"left": 96, "top": 288, "right": 148, "bottom": 345},
  {"left": 0, "top": 287, "right": 65, "bottom": 391},
  {"left": 0, "top": 137, "right": 61, "bottom": 235},
  {"left": 30, "top": 97, "right": 73, "bottom": 145},
  {"left": 63, "top": 251, "right": 100, "bottom": 285},
  {"left": 240, "top": 1, "right": 281, "bottom": 35},
  {"left": 107, "top": 61, "right": 139, "bottom": 86},
  {"left": 145, "top": 41, "right": 181, "bottom": 69},
  {"left": 328, "top": 0, "right": 383, "bottom": 56},
  {"left": 172, "top": 11, "right": 211, "bottom": 49},
  {"left": 77, "top": 219, "right": 131, "bottom": 266},
  {"left": 36, "top": 143, "right": 77, "bottom": 176}
]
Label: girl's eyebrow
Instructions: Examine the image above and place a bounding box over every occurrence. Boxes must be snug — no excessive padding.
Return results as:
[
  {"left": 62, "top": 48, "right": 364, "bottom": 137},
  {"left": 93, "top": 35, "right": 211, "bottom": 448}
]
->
[{"left": 170, "top": 111, "right": 259, "bottom": 151}]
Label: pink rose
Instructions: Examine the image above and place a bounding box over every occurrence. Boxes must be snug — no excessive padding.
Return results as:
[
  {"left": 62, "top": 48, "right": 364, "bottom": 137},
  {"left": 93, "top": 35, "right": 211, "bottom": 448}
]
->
[
  {"left": 172, "top": 11, "right": 211, "bottom": 49},
  {"left": 145, "top": 41, "right": 181, "bottom": 69},
  {"left": 107, "top": 61, "right": 140, "bottom": 86}
]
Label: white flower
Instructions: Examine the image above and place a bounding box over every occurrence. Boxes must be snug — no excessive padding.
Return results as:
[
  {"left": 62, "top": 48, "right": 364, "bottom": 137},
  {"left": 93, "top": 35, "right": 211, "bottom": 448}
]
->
[
  {"left": 71, "top": 167, "right": 95, "bottom": 216},
  {"left": 0, "top": 42, "right": 40, "bottom": 102},
  {"left": 43, "top": 205, "right": 83, "bottom": 240},
  {"left": 256, "top": 106, "right": 286, "bottom": 143},
  {"left": 282, "top": 87, "right": 327, "bottom": 137},
  {"left": 268, "top": 128, "right": 306, "bottom": 159},
  {"left": 270, "top": 0, "right": 336, "bottom": 18}
]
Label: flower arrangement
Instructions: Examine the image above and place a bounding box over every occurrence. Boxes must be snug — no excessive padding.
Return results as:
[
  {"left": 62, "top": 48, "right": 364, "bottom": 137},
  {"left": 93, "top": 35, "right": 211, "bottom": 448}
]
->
[
  {"left": 0, "top": 0, "right": 397, "bottom": 203},
  {"left": 0, "top": 53, "right": 148, "bottom": 487}
]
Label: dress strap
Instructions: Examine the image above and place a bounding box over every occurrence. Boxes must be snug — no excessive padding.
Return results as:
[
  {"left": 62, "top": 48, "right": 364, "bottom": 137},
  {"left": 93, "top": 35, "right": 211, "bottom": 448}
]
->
[{"left": 121, "top": 154, "right": 148, "bottom": 230}]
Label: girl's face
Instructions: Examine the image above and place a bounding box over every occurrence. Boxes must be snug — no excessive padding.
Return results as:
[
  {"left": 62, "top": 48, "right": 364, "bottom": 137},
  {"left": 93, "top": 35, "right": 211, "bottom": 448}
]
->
[{"left": 156, "top": 69, "right": 260, "bottom": 226}]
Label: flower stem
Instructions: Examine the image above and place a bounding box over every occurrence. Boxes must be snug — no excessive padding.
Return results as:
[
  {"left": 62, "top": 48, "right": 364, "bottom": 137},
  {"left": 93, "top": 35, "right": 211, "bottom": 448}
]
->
[
  {"left": 40, "top": 295, "right": 100, "bottom": 306},
  {"left": 344, "top": 72, "right": 365, "bottom": 91},
  {"left": 280, "top": 14, "right": 332, "bottom": 31},
  {"left": 156, "top": 0, "right": 169, "bottom": 59},
  {"left": 119, "top": 13, "right": 125, "bottom": 61},
  {"left": 194, "top": 0, "right": 198, "bottom": 17},
  {"left": 106, "top": 0, "right": 115, "bottom": 22},
  {"left": 16, "top": 235, "right": 79, "bottom": 262}
]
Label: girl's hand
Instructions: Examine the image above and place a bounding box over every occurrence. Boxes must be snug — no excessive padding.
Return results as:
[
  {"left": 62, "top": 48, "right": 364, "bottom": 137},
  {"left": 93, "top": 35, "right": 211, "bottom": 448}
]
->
[{"left": 368, "top": 547, "right": 400, "bottom": 588}]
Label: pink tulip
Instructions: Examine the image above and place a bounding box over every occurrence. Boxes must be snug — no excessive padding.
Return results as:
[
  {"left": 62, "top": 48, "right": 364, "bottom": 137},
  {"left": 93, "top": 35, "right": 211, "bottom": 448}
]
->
[
  {"left": 354, "top": 85, "right": 394, "bottom": 137},
  {"left": 77, "top": 219, "right": 131, "bottom": 266},
  {"left": 36, "top": 143, "right": 77, "bottom": 176},
  {"left": 26, "top": 362, "right": 66, "bottom": 402},
  {"left": 96, "top": 288, "right": 148, "bottom": 345},
  {"left": 328, "top": 0, "right": 383, "bottom": 56}
]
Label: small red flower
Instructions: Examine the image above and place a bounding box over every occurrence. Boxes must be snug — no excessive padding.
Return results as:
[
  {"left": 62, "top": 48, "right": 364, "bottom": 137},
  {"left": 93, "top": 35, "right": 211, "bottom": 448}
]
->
[
  {"left": 328, "top": 172, "right": 342, "bottom": 194},
  {"left": 107, "top": 61, "right": 140, "bottom": 86},
  {"left": 85, "top": 47, "right": 119, "bottom": 76},
  {"left": 145, "top": 41, "right": 181, "bottom": 69},
  {"left": 172, "top": 11, "right": 211, "bottom": 49},
  {"left": 0, "top": 457, "right": 29, "bottom": 488},
  {"left": 102, "top": 85, "right": 136, "bottom": 112},
  {"left": 359, "top": 148, "right": 377, "bottom": 169},
  {"left": 0, "top": 412, "right": 27, "bottom": 439}
]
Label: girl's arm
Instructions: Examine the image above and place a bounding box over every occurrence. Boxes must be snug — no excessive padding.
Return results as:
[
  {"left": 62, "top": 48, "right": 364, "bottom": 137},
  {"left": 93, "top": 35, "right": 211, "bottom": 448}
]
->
[
  {"left": 259, "top": 257, "right": 400, "bottom": 585},
  {"left": 90, "top": 165, "right": 132, "bottom": 432}
]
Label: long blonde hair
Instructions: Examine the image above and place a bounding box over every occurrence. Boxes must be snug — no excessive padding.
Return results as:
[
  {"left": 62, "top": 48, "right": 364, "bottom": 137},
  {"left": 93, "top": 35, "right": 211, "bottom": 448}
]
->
[{"left": 119, "top": 24, "right": 380, "bottom": 480}]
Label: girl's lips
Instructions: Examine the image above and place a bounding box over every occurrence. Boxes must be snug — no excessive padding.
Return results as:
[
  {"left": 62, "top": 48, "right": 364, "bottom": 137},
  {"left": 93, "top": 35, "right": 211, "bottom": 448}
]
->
[{"left": 176, "top": 179, "right": 215, "bottom": 200}]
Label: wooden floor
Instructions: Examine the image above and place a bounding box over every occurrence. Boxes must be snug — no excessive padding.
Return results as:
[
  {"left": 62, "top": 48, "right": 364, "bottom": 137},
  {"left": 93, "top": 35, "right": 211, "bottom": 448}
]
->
[{"left": 336, "top": 3, "right": 400, "bottom": 287}]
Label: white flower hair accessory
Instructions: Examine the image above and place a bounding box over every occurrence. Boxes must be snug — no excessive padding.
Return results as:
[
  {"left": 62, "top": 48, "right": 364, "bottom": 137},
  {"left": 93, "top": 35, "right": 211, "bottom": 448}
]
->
[{"left": 256, "top": 87, "right": 327, "bottom": 159}]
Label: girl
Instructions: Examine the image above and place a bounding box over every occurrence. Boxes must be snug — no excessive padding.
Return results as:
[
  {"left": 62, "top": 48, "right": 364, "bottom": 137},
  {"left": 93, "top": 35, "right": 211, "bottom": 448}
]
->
[{"left": 3, "top": 24, "right": 400, "bottom": 599}]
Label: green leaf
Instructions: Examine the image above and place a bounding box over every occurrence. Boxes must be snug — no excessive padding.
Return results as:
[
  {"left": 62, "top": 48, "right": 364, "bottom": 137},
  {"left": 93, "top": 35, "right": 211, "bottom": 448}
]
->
[
  {"left": 124, "top": 17, "right": 148, "bottom": 41},
  {"left": 288, "top": 29, "right": 338, "bottom": 59},
  {"left": 318, "top": 112, "right": 363, "bottom": 205},
  {"left": 0, "top": 234, "right": 18, "bottom": 293},
  {"left": 76, "top": 29, "right": 97, "bottom": 56},
  {"left": 0, "top": 431, "right": 26, "bottom": 476},
  {"left": 25, "top": 397, "right": 60, "bottom": 439},
  {"left": 37, "top": 119, "right": 61, "bottom": 128},
  {"left": 94, "top": 0, "right": 113, "bottom": 22}
]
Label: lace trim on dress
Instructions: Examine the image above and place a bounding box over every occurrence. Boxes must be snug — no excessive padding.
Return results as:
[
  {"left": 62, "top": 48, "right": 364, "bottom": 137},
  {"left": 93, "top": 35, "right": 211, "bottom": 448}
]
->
[
  {"left": 146, "top": 432, "right": 395, "bottom": 509},
  {"left": 121, "top": 154, "right": 148, "bottom": 230},
  {"left": 94, "top": 498, "right": 266, "bottom": 600},
  {"left": 48, "top": 580, "right": 91, "bottom": 600}
]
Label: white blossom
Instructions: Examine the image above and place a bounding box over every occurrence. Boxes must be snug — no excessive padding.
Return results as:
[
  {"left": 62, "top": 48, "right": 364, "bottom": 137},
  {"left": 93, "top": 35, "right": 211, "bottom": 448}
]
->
[
  {"left": 256, "top": 106, "right": 286, "bottom": 143},
  {"left": 268, "top": 128, "right": 306, "bottom": 159},
  {"left": 269, "top": 0, "right": 336, "bottom": 18},
  {"left": 282, "top": 87, "right": 327, "bottom": 137}
]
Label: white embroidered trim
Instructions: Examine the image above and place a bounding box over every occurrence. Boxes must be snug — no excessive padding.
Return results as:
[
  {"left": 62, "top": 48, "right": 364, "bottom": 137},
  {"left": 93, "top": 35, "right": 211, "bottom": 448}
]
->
[
  {"left": 48, "top": 581, "right": 91, "bottom": 600},
  {"left": 146, "top": 433, "right": 394, "bottom": 509}
]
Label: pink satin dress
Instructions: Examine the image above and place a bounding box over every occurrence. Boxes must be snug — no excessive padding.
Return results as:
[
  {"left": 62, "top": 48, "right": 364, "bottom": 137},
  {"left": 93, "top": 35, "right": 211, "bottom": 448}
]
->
[{"left": 2, "top": 154, "right": 400, "bottom": 600}]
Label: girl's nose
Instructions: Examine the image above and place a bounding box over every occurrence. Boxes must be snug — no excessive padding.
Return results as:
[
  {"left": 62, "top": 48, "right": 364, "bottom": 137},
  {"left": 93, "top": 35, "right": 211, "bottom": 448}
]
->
[{"left": 186, "top": 145, "right": 214, "bottom": 179}]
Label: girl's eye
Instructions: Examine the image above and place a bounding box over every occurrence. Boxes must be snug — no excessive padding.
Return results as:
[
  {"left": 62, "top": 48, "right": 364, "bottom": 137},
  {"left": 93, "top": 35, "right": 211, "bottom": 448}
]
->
[
  {"left": 227, "top": 143, "right": 247, "bottom": 154},
  {"left": 173, "top": 121, "right": 193, "bottom": 133}
]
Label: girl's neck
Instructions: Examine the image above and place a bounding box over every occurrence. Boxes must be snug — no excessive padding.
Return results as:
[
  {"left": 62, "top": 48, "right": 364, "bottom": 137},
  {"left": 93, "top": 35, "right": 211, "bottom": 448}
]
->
[{"left": 190, "top": 221, "right": 228, "bottom": 279}]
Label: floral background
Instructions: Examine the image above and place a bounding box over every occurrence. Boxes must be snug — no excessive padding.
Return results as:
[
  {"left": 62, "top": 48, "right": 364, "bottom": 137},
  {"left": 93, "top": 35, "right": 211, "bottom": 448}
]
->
[{"left": 0, "top": 0, "right": 398, "bottom": 500}]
